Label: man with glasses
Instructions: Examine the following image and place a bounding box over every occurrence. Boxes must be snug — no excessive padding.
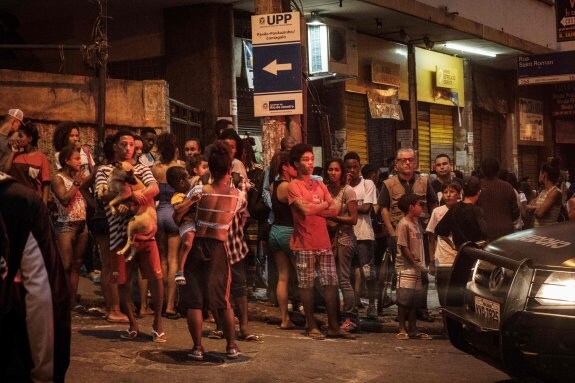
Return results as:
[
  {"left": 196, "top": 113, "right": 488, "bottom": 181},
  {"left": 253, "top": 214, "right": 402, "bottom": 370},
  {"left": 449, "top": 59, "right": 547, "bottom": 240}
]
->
[{"left": 378, "top": 148, "right": 438, "bottom": 321}]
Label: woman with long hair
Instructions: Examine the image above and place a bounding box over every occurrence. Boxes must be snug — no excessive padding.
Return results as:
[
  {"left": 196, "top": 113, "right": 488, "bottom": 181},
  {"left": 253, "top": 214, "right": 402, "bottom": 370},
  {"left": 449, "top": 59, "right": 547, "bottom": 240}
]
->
[
  {"left": 51, "top": 145, "right": 90, "bottom": 310},
  {"left": 527, "top": 159, "right": 563, "bottom": 227},
  {"left": 5, "top": 122, "right": 51, "bottom": 204},
  {"left": 151, "top": 132, "right": 183, "bottom": 319},
  {"left": 324, "top": 159, "right": 358, "bottom": 323},
  {"left": 53, "top": 121, "right": 95, "bottom": 178},
  {"left": 268, "top": 151, "right": 298, "bottom": 329}
]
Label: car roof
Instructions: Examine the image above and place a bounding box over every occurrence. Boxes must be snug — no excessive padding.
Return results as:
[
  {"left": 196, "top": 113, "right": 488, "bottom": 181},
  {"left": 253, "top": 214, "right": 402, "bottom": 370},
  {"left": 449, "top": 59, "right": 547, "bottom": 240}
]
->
[{"left": 485, "top": 222, "right": 575, "bottom": 268}]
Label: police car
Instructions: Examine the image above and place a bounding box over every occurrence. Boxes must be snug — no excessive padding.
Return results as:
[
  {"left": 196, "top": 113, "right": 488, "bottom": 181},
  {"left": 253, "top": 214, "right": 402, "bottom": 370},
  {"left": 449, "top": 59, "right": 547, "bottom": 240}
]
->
[{"left": 442, "top": 222, "right": 575, "bottom": 383}]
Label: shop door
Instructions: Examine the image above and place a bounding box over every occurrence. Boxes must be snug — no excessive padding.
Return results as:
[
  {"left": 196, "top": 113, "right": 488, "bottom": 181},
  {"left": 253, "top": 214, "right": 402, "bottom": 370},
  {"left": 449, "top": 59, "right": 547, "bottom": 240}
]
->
[
  {"left": 345, "top": 92, "right": 368, "bottom": 164},
  {"left": 473, "top": 109, "right": 503, "bottom": 171},
  {"left": 429, "top": 104, "right": 455, "bottom": 169},
  {"left": 417, "top": 104, "right": 431, "bottom": 173}
]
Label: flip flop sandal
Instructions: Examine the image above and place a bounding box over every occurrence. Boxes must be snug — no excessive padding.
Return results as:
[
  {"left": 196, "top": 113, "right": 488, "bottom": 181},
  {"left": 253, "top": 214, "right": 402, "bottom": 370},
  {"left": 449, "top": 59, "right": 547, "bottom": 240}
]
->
[
  {"left": 120, "top": 329, "right": 139, "bottom": 340},
  {"left": 306, "top": 329, "right": 325, "bottom": 340},
  {"left": 276, "top": 322, "right": 297, "bottom": 330},
  {"left": 152, "top": 330, "right": 167, "bottom": 343},
  {"left": 226, "top": 344, "right": 241, "bottom": 359},
  {"left": 414, "top": 332, "right": 433, "bottom": 340},
  {"left": 396, "top": 333, "right": 410, "bottom": 340},
  {"left": 188, "top": 346, "right": 205, "bottom": 361},
  {"left": 208, "top": 330, "right": 224, "bottom": 340},
  {"left": 239, "top": 334, "right": 263, "bottom": 343},
  {"left": 163, "top": 312, "right": 181, "bottom": 320}
]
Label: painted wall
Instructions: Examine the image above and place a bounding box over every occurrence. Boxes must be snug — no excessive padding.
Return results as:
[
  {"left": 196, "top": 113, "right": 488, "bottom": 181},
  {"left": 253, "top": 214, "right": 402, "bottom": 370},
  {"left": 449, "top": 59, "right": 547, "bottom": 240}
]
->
[{"left": 415, "top": 48, "right": 465, "bottom": 105}]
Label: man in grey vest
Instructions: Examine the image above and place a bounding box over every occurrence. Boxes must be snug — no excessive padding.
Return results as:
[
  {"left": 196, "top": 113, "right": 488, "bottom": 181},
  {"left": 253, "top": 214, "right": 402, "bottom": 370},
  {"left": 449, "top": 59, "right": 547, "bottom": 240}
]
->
[{"left": 377, "top": 148, "right": 438, "bottom": 321}]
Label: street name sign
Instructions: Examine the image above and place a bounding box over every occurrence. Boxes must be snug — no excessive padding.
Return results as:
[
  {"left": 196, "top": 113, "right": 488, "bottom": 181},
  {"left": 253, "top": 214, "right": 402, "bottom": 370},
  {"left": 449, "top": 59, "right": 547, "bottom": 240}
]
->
[
  {"left": 517, "top": 51, "right": 575, "bottom": 86},
  {"left": 251, "top": 12, "right": 302, "bottom": 117}
]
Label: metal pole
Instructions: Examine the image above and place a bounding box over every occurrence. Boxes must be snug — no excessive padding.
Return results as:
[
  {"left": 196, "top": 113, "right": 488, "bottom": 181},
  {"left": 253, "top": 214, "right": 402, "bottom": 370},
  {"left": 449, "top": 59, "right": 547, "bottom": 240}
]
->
[{"left": 97, "top": 0, "right": 108, "bottom": 146}]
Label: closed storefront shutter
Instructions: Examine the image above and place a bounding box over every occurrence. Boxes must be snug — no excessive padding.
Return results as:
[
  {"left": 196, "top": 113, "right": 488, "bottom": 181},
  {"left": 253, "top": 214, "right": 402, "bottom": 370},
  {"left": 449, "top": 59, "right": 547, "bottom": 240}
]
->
[
  {"left": 417, "top": 103, "right": 431, "bottom": 173},
  {"left": 345, "top": 92, "right": 368, "bottom": 164},
  {"left": 367, "top": 118, "right": 397, "bottom": 168},
  {"left": 237, "top": 87, "right": 262, "bottom": 138},
  {"left": 429, "top": 104, "right": 454, "bottom": 168},
  {"left": 473, "top": 109, "right": 503, "bottom": 170}
]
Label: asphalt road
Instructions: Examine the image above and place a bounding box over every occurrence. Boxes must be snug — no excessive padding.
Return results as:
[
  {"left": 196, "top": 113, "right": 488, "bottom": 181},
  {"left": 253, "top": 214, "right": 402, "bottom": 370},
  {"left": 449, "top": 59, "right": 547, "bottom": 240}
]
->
[{"left": 66, "top": 277, "right": 511, "bottom": 383}]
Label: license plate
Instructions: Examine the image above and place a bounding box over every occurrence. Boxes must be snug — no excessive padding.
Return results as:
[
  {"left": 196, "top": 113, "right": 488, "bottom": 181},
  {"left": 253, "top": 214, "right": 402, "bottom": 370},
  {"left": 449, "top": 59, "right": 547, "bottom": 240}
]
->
[{"left": 474, "top": 296, "right": 500, "bottom": 323}]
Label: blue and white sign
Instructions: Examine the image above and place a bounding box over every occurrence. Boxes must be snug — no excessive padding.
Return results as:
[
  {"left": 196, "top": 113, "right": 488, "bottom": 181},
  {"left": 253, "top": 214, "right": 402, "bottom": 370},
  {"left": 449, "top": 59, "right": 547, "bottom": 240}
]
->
[
  {"left": 517, "top": 51, "right": 575, "bottom": 86},
  {"left": 251, "top": 12, "right": 302, "bottom": 116}
]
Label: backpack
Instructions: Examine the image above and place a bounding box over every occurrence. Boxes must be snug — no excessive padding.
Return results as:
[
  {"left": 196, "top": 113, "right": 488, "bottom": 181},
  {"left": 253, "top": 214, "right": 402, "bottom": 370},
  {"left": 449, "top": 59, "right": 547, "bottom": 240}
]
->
[{"left": 246, "top": 166, "right": 270, "bottom": 221}]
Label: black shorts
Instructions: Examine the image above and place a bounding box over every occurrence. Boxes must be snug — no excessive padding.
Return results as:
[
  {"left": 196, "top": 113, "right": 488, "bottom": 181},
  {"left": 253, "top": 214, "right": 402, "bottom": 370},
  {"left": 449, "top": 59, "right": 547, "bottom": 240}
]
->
[{"left": 178, "top": 238, "right": 231, "bottom": 312}]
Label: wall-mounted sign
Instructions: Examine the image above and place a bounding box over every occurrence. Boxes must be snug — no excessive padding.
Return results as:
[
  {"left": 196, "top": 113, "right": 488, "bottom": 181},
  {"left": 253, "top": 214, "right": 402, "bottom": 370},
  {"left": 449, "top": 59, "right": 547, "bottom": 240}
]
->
[
  {"left": 552, "top": 83, "right": 575, "bottom": 118},
  {"left": 556, "top": 0, "right": 575, "bottom": 42},
  {"left": 436, "top": 66, "right": 458, "bottom": 89},
  {"left": 251, "top": 12, "right": 302, "bottom": 116},
  {"left": 519, "top": 98, "right": 544, "bottom": 143},
  {"left": 367, "top": 88, "right": 403, "bottom": 120},
  {"left": 371, "top": 60, "right": 400, "bottom": 87},
  {"left": 517, "top": 51, "right": 575, "bottom": 85}
]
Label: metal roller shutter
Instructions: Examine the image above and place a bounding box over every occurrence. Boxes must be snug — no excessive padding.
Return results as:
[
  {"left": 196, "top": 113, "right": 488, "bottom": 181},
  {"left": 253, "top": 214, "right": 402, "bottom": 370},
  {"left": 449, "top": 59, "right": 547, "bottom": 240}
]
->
[
  {"left": 473, "top": 109, "right": 503, "bottom": 170},
  {"left": 518, "top": 146, "right": 541, "bottom": 191},
  {"left": 417, "top": 103, "right": 431, "bottom": 173},
  {"left": 367, "top": 118, "right": 397, "bottom": 168},
  {"left": 429, "top": 104, "right": 455, "bottom": 169},
  {"left": 345, "top": 92, "right": 368, "bottom": 164}
]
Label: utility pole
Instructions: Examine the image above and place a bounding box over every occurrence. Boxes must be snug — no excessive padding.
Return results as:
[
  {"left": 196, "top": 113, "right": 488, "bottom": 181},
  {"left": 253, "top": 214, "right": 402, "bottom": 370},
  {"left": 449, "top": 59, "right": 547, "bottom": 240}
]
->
[
  {"left": 254, "top": 0, "right": 303, "bottom": 166},
  {"left": 95, "top": 0, "right": 108, "bottom": 149}
]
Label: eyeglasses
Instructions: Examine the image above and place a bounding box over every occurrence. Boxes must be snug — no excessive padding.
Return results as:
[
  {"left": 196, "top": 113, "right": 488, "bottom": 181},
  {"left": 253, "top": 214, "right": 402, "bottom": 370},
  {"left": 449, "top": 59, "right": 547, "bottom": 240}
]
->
[{"left": 396, "top": 157, "right": 415, "bottom": 164}]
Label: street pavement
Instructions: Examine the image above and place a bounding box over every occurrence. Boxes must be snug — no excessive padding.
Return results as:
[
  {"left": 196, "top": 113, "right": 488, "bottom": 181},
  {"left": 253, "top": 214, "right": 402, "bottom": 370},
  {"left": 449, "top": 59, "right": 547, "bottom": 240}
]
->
[{"left": 67, "top": 276, "right": 511, "bottom": 383}]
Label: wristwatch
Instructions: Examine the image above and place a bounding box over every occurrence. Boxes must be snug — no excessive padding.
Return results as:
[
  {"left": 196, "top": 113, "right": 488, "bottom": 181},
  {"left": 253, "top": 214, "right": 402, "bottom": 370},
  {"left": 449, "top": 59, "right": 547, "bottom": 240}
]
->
[{"left": 73, "top": 181, "right": 80, "bottom": 187}]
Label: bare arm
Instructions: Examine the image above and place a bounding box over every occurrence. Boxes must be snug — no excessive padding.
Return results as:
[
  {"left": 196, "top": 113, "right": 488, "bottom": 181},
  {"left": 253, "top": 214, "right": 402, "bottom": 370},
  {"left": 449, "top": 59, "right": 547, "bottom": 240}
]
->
[
  {"left": 317, "top": 199, "right": 338, "bottom": 218},
  {"left": 132, "top": 182, "right": 159, "bottom": 206},
  {"left": 399, "top": 245, "right": 426, "bottom": 272},
  {"left": 292, "top": 199, "right": 331, "bottom": 216},
  {"left": 327, "top": 200, "right": 358, "bottom": 225},
  {"left": 51, "top": 174, "right": 79, "bottom": 206},
  {"left": 532, "top": 188, "right": 562, "bottom": 219}
]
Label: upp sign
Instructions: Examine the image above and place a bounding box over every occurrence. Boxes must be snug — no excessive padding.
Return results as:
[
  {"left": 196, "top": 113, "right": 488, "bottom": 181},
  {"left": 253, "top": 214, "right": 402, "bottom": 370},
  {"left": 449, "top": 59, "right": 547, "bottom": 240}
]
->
[{"left": 261, "top": 13, "right": 293, "bottom": 25}]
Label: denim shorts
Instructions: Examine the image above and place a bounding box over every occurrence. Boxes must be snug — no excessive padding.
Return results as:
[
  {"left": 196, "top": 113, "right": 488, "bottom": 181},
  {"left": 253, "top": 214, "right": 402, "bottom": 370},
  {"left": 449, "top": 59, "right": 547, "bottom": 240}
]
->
[{"left": 54, "top": 220, "right": 87, "bottom": 235}]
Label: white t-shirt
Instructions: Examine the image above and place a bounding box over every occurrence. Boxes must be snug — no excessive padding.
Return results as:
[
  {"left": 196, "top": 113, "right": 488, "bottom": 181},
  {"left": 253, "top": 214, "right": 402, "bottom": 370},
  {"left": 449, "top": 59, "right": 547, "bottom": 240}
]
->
[
  {"left": 426, "top": 205, "right": 457, "bottom": 267},
  {"left": 351, "top": 177, "right": 377, "bottom": 240}
]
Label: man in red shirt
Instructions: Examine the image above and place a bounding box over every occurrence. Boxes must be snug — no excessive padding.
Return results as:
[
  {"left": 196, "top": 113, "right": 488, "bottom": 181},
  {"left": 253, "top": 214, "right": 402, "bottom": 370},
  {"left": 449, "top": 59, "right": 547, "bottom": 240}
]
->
[{"left": 287, "top": 143, "right": 355, "bottom": 340}]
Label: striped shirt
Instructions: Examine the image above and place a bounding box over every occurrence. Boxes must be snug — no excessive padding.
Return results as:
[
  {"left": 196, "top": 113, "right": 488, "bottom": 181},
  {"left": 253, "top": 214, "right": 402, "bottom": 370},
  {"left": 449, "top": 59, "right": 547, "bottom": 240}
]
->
[{"left": 95, "top": 163, "right": 157, "bottom": 251}]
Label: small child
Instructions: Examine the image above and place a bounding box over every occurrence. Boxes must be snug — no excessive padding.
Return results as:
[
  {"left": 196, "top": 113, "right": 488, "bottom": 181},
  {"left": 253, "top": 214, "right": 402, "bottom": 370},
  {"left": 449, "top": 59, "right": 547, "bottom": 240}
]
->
[
  {"left": 166, "top": 165, "right": 202, "bottom": 286},
  {"left": 395, "top": 193, "right": 430, "bottom": 340},
  {"left": 425, "top": 181, "right": 462, "bottom": 307},
  {"left": 186, "top": 154, "right": 209, "bottom": 187}
]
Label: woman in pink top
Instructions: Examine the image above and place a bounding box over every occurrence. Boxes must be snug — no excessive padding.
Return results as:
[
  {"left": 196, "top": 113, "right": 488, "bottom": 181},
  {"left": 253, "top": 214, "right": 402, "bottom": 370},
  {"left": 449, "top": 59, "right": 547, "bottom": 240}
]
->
[{"left": 51, "top": 145, "right": 90, "bottom": 310}]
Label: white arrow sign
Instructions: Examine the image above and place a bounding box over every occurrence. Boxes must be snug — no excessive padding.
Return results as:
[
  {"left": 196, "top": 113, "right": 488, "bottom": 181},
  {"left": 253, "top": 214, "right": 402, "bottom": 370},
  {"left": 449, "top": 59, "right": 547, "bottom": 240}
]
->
[
  {"left": 263, "top": 59, "right": 292, "bottom": 75},
  {"left": 561, "top": 16, "right": 575, "bottom": 27}
]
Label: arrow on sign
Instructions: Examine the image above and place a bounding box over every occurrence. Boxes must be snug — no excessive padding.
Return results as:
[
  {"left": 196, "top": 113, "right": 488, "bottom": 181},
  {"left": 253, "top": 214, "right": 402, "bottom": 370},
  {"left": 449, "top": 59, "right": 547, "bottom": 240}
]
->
[
  {"left": 263, "top": 59, "right": 292, "bottom": 75},
  {"left": 561, "top": 16, "right": 575, "bottom": 27}
]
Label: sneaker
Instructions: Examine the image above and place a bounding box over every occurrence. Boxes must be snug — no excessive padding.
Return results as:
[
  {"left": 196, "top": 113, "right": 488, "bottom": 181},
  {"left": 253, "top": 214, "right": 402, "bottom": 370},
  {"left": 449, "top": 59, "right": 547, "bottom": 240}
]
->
[
  {"left": 340, "top": 318, "right": 358, "bottom": 333},
  {"left": 366, "top": 305, "right": 378, "bottom": 320},
  {"left": 188, "top": 346, "right": 204, "bottom": 361},
  {"left": 226, "top": 344, "right": 241, "bottom": 359}
]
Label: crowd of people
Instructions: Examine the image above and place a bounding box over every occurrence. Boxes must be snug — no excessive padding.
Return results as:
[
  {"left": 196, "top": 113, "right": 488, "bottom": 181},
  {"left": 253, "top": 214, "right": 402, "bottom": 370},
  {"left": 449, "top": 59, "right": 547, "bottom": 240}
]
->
[{"left": 1, "top": 108, "right": 575, "bottom": 381}]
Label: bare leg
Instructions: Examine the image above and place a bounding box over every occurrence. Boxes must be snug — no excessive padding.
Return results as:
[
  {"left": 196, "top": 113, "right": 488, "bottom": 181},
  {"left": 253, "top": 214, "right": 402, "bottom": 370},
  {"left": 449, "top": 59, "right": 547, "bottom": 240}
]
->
[
  {"left": 299, "top": 287, "right": 317, "bottom": 332},
  {"left": 408, "top": 307, "right": 417, "bottom": 334},
  {"left": 186, "top": 309, "right": 203, "bottom": 348},
  {"left": 398, "top": 306, "right": 408, "bottom": 335},
  {"left": 323, "top": 285, "right": 340, "bottom": 333},
  {"left": 118, "top": 261, "right": 138, "bottom": 333},
  {"left": 95, "top": 234, "right": 125, "bottom": 320},
  {"left": 218, "top": 308, "right": 237, "bottom": 348},
  {"left": 274, "top": 251, "right": 293, "bottom": 328},
  {"left": 69, "top": 230, "right": 89, "bottom": 307},
  {"left": 137, "top": 271, "right": 152, "bottom": 315},
  {"left": 149, "top": 277, "right": 164, "bottom": 334},
  {"left": 55, "top": 232, "right": 76, "bottom": 306},
  {"left": 165, "top": 233, "right": 180, "bottom": 314}
]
